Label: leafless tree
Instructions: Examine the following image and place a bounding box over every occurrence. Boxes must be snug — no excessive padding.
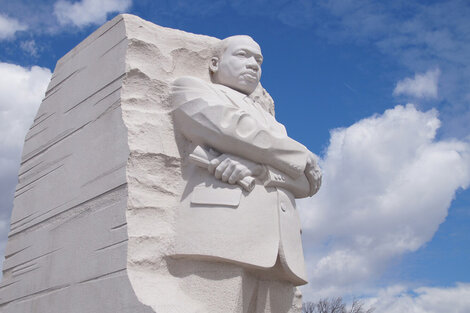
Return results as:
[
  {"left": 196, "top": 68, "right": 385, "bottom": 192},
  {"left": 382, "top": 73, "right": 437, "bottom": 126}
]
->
[{"left": 302, "top": 297, "right": 374, "bottom": 313}]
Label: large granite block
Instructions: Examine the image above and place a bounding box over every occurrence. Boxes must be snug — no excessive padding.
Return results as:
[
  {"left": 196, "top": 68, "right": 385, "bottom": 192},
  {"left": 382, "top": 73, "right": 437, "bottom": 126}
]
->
[{"left": 0, "top": 14, "right": 291, "bottom": 313}]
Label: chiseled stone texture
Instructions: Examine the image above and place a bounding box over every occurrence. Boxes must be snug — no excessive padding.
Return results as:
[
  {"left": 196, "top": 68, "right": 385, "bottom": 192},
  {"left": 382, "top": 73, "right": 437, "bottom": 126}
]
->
[{"left": 0, "top": 14, "right": 281, "bottom": 313}]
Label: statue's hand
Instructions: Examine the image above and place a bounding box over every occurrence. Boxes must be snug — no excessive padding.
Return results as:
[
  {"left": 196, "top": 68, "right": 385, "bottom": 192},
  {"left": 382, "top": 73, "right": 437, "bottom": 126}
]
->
[
  {"left": 305, "top": 152, "right": 322, "bottom": 196},
  {"left": 208, "top": 154, "right": 264, "bottom": 185}
]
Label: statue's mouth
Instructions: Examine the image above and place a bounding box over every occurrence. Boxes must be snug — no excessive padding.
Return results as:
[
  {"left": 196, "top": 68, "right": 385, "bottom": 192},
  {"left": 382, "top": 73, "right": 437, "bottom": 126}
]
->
[{"left": 242, "top": 71, "right": 258, "bottom": 81}]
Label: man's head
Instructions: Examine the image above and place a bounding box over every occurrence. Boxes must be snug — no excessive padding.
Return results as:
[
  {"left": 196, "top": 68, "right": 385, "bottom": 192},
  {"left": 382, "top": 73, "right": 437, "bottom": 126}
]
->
[{"left": 210, "top": 35, "right": 263, "bottom": 95}]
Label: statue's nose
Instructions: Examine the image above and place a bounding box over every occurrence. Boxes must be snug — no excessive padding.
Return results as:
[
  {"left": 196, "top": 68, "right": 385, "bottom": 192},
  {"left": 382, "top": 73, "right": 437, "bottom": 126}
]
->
[{"left": 246, "top": 57, "right": 259, "bottom": 71}]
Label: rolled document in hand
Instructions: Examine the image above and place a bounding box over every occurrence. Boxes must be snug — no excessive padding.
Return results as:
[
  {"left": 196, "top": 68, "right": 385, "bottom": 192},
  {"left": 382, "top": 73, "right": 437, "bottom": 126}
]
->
[{"left": 189, "top": 145, "right": 255, "bottom": 192}]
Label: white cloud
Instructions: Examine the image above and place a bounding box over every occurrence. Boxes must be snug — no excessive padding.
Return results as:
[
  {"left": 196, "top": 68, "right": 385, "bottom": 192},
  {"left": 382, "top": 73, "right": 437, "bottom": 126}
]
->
[
  {"left": 54, "top": 0, "right": 132, "bottom": 27},
  {"left": 369, "top": 283, "right": 470, "bottom": 313},
  {"left": 393, "top": 68, "right": 441, "bottom": 99},
  {"left": 0, "top": 63, "right": 51, "bottom": 150},
  {"left": 0, "top": 14, "right": 27, "bottom": 40},
  {"left": 0, "top": 62, "right": 51, "bottom": 274},
  {"left": 298, "top": 104, "right": 470, "bottom": 299}
]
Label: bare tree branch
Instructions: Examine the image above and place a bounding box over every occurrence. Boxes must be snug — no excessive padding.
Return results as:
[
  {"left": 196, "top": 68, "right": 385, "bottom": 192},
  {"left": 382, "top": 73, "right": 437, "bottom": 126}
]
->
[{"left": 302, "top": 297, "right": 375, "bottom": 313}]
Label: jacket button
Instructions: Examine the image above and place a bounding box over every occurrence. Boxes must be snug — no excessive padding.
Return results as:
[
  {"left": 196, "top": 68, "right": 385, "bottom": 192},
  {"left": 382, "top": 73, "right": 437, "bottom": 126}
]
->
[{"left": 280, "top": 202, "right": 286, "bottom": 212}]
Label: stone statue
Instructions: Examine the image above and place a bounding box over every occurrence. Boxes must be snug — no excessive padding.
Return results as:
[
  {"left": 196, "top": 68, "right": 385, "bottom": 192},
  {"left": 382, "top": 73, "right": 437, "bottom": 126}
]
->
[
  {"left": 170, "top": 35, "right": 322, "bottom": 310},
  {"left": 0, "top": 15, "right": 321, "bottom": 313}
]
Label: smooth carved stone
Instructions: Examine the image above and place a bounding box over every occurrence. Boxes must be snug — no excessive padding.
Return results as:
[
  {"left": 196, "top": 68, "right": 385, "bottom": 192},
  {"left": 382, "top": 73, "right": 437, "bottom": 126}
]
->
[{"left": 0, "top": 14, "right": 319, "bottom": 313}]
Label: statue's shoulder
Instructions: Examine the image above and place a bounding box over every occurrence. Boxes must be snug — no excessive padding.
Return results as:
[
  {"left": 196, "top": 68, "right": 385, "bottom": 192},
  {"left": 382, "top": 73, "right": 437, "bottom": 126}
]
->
[
  {"left": 172, "top": 76, "right": 212, "bottom": 89},
  {"left": 171, "top": 76, "right": 220, "bottom": 107}
]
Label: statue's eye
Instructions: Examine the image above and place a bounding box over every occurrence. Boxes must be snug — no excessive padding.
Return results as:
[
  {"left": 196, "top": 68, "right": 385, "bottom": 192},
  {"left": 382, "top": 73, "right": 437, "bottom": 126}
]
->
[{"left": 236, "top": 51, "right": 247, "bottom": 57}]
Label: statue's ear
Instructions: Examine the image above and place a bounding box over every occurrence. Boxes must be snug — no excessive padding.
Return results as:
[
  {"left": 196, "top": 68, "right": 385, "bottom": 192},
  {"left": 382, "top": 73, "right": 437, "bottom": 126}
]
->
[{"left": 209, "top": 57, "right": 219, "bottom": 73}]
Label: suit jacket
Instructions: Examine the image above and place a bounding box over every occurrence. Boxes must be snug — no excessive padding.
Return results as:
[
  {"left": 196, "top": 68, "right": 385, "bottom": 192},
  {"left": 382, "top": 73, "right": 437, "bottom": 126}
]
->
[{"left": 171, "top": 76, "right": 314, "bottom": 285}]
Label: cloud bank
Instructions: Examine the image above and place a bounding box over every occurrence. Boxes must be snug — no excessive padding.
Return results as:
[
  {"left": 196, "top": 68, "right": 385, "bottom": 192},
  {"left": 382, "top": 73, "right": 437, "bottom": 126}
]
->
[
  {"left": 370, "top": 283, "right": 470, "bottom": 313},
  {"left": 54, "top": 0, "right": 132, "bottom": 27},
  {"left": 298, "top": 104, "right": 470, "bottom": 299}
]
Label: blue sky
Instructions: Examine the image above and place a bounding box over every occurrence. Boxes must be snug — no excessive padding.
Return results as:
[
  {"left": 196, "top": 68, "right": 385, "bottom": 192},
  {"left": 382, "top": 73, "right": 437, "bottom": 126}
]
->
[{"left": 1, "top": 0, "right": 470, "bottom": 311}]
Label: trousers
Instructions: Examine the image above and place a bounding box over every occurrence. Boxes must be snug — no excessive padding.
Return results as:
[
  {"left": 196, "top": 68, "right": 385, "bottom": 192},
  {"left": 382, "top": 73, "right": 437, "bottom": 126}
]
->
[{"left": 165, "top": 256, "right": 303, "bottom": 313}]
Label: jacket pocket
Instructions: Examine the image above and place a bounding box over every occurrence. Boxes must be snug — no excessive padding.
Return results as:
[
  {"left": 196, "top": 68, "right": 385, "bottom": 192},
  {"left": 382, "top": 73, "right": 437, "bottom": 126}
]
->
[{"left": 191, "top": 185, "right": 242, "bottom": 207}]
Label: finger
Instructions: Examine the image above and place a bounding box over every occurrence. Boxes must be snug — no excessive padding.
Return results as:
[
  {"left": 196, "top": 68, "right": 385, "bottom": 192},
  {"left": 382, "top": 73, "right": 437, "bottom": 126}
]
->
[
  {"left": 305, "top": 170, "right": 315, "bottom": 195},
  {"left": 228, "top": 167, "right": 242, "bottom": 184},
  {"left": 314, "top": 176, "right": 322, "bottom": 194},
  {"left": 208, "top": 155, "right": 225, "bottom": 174},
  {"left": 306, "top": 169, "right": 321, "bottom": 196},
  {"left": 221, "top": 164, "right": 236, "bottom": 182},
  {"left": 214, "top": 159, "right": 230, "bottom": 179}
]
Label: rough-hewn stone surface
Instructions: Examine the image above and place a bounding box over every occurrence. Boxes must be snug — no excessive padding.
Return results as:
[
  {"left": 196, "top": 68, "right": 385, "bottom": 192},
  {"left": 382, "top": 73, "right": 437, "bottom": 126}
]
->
[{"left": 0, "top": 14, "right": 284, "bottom": 312}]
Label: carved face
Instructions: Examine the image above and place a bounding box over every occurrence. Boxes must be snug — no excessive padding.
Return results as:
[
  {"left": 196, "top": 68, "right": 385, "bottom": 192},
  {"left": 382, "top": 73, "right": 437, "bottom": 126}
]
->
[{"left": 211, "top": 36, "right": 263, "bottom": 95}]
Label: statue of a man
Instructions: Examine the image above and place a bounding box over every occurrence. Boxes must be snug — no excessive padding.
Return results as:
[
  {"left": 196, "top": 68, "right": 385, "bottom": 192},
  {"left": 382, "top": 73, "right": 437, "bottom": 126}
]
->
[{"left": 170, "top": 35, "right": 321, "bottom": 312}]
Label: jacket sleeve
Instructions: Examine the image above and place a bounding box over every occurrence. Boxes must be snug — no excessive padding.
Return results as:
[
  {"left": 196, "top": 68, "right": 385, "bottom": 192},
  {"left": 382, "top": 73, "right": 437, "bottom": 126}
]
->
[{"left": 171, "top": 76, "right": 309, "bottom": 179}]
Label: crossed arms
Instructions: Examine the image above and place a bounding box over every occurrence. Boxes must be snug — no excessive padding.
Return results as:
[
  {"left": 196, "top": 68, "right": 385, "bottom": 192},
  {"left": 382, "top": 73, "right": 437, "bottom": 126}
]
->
[{"left": 171, "top": 76, "right": 321, "bottom": 198}]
